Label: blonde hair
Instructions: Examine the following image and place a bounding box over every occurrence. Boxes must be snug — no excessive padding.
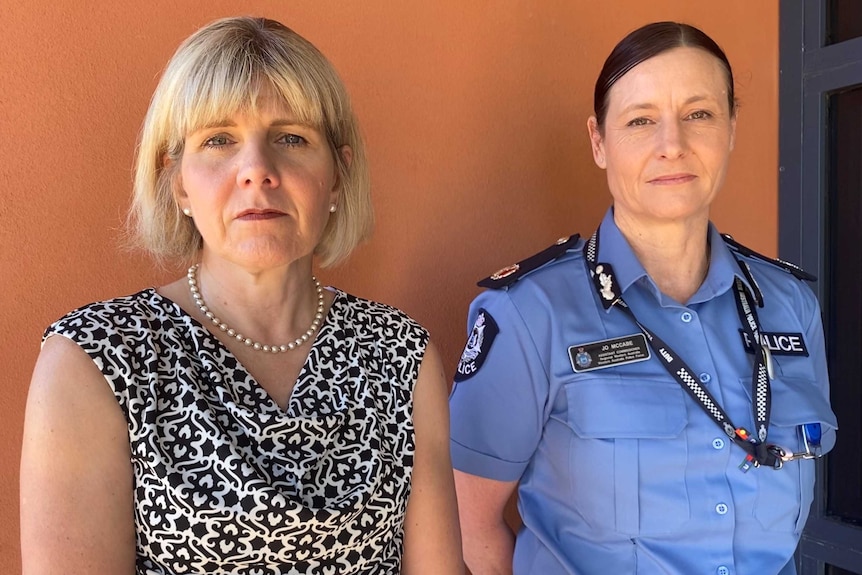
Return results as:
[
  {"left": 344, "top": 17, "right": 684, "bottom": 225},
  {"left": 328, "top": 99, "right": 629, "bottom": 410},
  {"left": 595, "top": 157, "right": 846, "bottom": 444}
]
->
[{"left": 128, "top": 16, "right": 372, "bottom": 268}]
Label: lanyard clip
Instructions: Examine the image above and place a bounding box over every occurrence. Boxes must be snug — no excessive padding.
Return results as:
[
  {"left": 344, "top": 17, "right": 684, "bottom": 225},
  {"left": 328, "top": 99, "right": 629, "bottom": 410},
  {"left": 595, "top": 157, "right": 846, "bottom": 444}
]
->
[
  {"left": 773, "top": 444, "right": 815, "bottom": 463},
  {"left": 765, "top": 444, "right": 786, "bottom": 469},
  {"left": 769, "top": 424, "right": 823, "bottom": 465},
  {"left": 761, "top": 343, "right": 775, "bottom": 380}
]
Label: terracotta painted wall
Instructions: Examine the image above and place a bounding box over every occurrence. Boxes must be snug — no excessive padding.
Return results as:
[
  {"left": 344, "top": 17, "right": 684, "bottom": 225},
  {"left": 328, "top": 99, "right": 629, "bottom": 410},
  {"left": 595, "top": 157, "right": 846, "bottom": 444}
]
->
[{"left": 0, "top": 1, "right": 778, "bottom": 570}]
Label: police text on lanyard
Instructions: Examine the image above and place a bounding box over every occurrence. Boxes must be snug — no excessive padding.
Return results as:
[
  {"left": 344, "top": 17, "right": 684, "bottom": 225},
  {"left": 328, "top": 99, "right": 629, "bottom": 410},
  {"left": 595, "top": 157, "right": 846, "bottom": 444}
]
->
[{"left": 584, "top": 229, "right": 783, "bottom": 471}]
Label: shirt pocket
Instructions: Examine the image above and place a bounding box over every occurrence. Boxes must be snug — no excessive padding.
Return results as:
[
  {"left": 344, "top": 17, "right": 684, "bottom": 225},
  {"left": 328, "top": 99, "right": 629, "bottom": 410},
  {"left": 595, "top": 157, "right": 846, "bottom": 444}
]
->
[
  {"left": 739, "top": 375, "right": 837, "bottom": 534},
  {"left": 560, "top": 374, "right": 690, "bottom": 537}
]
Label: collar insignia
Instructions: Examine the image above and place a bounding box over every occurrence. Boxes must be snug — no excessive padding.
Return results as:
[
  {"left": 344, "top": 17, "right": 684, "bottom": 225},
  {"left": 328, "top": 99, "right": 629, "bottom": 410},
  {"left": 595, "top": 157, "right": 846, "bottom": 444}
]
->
[{"left": 490, "top": 264, "right": 520, "bottom": 281}]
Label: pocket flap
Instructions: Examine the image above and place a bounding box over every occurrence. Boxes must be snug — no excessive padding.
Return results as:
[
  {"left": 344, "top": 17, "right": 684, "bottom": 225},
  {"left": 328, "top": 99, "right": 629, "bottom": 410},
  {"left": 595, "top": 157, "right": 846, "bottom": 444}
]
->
[{"left": 564, "top": 376, "right": 687, "bottom": 439}]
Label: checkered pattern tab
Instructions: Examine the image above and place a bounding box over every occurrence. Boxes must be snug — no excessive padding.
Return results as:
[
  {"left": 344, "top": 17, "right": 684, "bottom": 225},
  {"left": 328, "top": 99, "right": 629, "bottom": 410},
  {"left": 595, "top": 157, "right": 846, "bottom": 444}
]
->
[
  {"left": 677, "top": 367, "right": 724, "bottom": 422},
  {"left": 586, "top": 232, "right": 598, "bottom": 265},
  {"left": 756, "top": 364, "right": 770, "bottom": 440}
]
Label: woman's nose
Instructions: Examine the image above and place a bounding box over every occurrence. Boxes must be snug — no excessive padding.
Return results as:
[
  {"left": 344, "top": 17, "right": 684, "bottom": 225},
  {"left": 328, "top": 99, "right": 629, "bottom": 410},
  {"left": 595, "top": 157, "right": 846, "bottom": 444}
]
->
[
  {"left": 656, "top": 120, "right": 688, "bottom": 159},
  {"left": 236, "top": 141, "right": 280, "bottom": 188}
]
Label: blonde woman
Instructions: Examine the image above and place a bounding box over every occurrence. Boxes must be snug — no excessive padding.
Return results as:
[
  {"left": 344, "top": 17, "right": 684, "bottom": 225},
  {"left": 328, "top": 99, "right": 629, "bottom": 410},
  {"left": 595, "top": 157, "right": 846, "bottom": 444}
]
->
[{"left": 21, "top": 17, "right": 462, "bottom": 575}]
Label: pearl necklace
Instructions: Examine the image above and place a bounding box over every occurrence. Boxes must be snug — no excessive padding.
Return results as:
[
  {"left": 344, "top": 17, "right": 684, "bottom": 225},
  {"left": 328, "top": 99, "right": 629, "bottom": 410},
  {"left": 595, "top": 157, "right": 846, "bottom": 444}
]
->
[{"left": 187, "top": 264, "right": 325, "bottom": 353}]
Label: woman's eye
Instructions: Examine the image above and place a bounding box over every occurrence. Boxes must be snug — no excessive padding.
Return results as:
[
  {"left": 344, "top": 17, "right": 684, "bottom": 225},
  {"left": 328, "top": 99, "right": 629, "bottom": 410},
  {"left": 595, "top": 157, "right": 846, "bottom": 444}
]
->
[
  {"left": 203, "top": 135, "right": 231, "bottom": 148},
  {"left": 688, "top": 110, "right": 712, "bottom": 120},
  {"left": 278, "top": 133, "right": 307, "bottom": 146},
  {"left": 626, "top": 117, "right": 651, "bottom": 127}
]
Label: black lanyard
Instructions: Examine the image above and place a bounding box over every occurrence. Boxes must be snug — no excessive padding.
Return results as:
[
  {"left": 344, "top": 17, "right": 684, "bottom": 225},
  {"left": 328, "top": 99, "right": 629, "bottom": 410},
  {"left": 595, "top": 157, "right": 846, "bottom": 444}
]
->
[{"left": 584, "top": 229, "right": 781, "bottom": 470}]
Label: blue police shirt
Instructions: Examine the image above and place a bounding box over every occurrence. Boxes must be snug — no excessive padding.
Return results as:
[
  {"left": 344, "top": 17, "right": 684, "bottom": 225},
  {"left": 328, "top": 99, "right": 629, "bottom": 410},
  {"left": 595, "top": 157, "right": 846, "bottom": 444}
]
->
[{"left": 449, "top": 209, "right": 837, "bottom": 575}]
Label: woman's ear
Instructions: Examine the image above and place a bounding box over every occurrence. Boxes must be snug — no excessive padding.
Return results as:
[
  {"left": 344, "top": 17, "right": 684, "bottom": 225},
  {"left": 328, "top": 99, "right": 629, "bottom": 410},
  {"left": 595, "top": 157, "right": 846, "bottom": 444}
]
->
[
  {"left": 338, "top": 145, "right": 353, "bottom": 171},
  {"left": 729, "top": 113, "right": 738, "bottom": 152},
  {"left": 587, "top": 116, "right": 607, "bottom": 170},
  {"left": 331, "top": 145, "right": 353, "bottom": 201},
  {"left": 164, "top": 154, "right": 188, "bottom": 210}
]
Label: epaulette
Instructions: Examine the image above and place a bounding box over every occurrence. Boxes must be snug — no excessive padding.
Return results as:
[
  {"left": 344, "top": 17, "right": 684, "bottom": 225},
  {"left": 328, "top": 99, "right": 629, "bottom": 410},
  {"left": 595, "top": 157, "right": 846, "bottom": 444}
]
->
[
  {"left": 721, "top": 233, "right": 816, "bottom": 282},
  {"left": 478, "top": 234, "right": 581, "bottom": 289}
]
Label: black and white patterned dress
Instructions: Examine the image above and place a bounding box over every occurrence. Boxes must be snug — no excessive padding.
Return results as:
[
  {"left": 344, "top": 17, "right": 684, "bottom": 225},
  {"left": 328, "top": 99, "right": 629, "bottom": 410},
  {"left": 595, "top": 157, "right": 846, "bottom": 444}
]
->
[{"left": 44, "top": 288, "right": 429, "bottom": 575}]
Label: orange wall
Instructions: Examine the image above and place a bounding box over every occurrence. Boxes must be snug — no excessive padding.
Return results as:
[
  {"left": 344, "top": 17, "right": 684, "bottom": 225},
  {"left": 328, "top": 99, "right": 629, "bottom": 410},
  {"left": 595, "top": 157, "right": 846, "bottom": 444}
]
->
[{"left": 0, "top": 1, "right": 778, "bottom": 570}]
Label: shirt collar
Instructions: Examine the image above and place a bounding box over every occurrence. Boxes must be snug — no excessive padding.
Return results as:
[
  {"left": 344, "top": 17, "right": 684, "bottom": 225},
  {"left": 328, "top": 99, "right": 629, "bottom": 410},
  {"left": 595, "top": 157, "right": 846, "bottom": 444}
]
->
[{"left": 595, "top": 208, "right": 756, "bottom": 307}]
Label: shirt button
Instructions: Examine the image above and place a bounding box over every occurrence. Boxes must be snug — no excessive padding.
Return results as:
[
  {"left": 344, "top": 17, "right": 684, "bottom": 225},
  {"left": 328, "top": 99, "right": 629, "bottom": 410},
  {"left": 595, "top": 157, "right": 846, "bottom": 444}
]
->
[
  {"left": 712, "top": 438, "right": 725, "bottom": 450},
  {"left": 681, "top": 311, "right": 693, "bottom": 323},
  {"left": 699, "top": 372, "right": 711, "bottom": 383},
  {"left": 715, "top": 503, "right": 729, "bottom": 515},
  {"left": 717, "top": 567, "right": 730, "bottom": 575}
]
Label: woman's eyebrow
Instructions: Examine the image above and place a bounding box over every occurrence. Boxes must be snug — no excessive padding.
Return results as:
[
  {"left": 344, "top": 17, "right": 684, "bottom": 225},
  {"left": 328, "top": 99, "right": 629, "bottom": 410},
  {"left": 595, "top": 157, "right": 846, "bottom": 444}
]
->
[{"left": 619, "top": 94, "right": 717, "bottom": 115}]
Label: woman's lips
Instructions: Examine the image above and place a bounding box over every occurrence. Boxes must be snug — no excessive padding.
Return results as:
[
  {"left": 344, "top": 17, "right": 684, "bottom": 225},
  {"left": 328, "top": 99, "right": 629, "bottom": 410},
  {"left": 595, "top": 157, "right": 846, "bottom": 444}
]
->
[
  {"left": 236, "top": 209, "right": 285, "bottom": 221},
  {"left": 648, "top": 174, "right": 697, "bottom": 185}
]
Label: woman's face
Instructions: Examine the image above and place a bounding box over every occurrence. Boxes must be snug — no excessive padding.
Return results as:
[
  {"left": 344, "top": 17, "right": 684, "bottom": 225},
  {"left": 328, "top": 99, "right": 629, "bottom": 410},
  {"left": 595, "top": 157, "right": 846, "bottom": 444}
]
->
[
  {"left": 588, "top": 47, "right": 736, "bottom": 227},
  {"left": 175, "top": 84, "right": 344, "bottom": 271}
]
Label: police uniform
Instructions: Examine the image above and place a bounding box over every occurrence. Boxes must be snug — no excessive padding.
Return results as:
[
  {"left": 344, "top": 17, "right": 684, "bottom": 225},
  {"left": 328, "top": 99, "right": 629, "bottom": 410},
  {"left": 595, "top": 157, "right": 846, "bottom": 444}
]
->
[{"left": 449, "top": 209, "right": 837, "bottom": 575}]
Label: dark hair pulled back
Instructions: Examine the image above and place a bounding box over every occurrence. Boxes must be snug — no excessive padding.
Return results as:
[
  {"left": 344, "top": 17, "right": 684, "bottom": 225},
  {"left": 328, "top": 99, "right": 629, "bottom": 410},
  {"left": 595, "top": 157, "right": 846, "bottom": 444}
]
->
[{"left": 593, "top": 21, "right": 735, "bottom": 129}]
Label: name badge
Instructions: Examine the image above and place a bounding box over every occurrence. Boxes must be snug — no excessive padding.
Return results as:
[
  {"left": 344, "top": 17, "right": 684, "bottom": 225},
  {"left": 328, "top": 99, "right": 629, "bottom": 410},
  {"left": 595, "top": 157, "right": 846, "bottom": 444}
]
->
[
  {"left": 569, "top": 334, "right": 650, "bottom": 373},
  {"left": 739, "top": 330, "right": 809, "bottom": 357}
]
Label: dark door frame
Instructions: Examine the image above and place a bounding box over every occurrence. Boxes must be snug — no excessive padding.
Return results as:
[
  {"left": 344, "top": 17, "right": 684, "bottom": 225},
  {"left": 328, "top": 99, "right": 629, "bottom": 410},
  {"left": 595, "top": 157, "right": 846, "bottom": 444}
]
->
[{"left": 779, "top": 1, "right": 862, "bottom": 572}]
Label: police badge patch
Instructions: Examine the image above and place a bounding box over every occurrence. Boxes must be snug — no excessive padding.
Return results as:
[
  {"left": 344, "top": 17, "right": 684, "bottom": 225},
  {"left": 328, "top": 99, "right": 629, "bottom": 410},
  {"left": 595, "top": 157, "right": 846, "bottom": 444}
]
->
[
  {"left": 574, "top": 347, "right": 593, "bottom": 369},
  {"left": 454, "top": 308, "right": 499, "bottom": 382}
]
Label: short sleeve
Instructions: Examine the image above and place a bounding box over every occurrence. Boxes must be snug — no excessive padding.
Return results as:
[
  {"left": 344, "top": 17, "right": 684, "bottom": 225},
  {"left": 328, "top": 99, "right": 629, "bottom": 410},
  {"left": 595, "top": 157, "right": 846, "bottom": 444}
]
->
[
  {"left": 449, "top": 289, "right": 550, "bottom": 481},
  {"left": 800, "top": 287, "right": 838, "bottom": 453}
]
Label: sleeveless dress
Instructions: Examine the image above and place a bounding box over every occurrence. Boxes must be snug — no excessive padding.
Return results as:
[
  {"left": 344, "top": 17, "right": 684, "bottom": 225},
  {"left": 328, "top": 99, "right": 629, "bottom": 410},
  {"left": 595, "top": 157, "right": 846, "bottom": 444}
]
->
[{"left": 44, "top": 287, "right": 429, "bottom": 575}]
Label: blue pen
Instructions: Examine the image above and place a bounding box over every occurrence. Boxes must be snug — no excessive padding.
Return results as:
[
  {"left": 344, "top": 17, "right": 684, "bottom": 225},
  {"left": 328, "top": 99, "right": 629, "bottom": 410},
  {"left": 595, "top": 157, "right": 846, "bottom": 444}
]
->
[{"left": 801, "top": 423, "right": 822, "bottom": 458}]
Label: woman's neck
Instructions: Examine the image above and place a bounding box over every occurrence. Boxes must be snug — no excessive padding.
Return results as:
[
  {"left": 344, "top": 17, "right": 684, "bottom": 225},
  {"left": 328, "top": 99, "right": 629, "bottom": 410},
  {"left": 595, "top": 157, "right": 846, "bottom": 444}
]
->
[
  {"left": 194, "top": 254, "right": 320, "bottom": 343},
  {"left": 614, "top": 211, "right": 711, "bottom": 304}
]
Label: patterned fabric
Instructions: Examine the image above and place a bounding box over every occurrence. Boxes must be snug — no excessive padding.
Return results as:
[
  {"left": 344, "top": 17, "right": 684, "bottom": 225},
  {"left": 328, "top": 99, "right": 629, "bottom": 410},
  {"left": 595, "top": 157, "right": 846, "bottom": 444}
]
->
[{"left": 45, "top": 288, "right": 429, "bottom": 575}]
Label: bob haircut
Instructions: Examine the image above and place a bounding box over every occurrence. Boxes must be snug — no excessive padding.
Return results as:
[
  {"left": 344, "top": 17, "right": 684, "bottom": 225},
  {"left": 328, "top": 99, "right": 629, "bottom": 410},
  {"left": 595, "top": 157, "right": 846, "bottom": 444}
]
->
[
  {"left": 129, "top": 16, "right": 372, "bottom": 268},
  {"left": 593, "top": 21, "right": 736, "bottom": 130}
]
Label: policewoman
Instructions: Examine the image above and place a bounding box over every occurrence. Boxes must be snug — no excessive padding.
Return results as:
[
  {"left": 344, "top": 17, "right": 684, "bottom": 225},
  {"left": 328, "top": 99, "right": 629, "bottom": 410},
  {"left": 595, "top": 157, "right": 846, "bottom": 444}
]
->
[{"left": 449, "top": 22, "right": 837, "bottom": 575}]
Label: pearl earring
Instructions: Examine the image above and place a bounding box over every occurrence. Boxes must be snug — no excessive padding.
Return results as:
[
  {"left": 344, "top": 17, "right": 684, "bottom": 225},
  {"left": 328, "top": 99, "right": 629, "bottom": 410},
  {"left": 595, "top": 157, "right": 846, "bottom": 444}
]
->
[
  {"left": 182, "top": 208, "right": 192, "bottom": 216},
  {"left": 329, "top": 204, "right": 337, "bottom": 213}
]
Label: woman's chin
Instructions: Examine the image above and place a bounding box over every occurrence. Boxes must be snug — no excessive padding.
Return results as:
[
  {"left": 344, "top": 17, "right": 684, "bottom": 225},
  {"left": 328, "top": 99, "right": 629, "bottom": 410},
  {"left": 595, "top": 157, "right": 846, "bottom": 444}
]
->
[
  {"left": 619, "top": 206, "right": 710, "bottom": 227},
  {"left": 210, "top": 242, "right": 314, "bottom": 271}
]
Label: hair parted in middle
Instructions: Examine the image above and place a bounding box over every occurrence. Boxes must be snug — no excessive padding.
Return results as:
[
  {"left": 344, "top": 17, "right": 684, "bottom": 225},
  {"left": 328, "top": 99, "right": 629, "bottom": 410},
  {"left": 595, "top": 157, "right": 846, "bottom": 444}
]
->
[{"left": 129, "top": 16, "right": 372, "bottom": 268}]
